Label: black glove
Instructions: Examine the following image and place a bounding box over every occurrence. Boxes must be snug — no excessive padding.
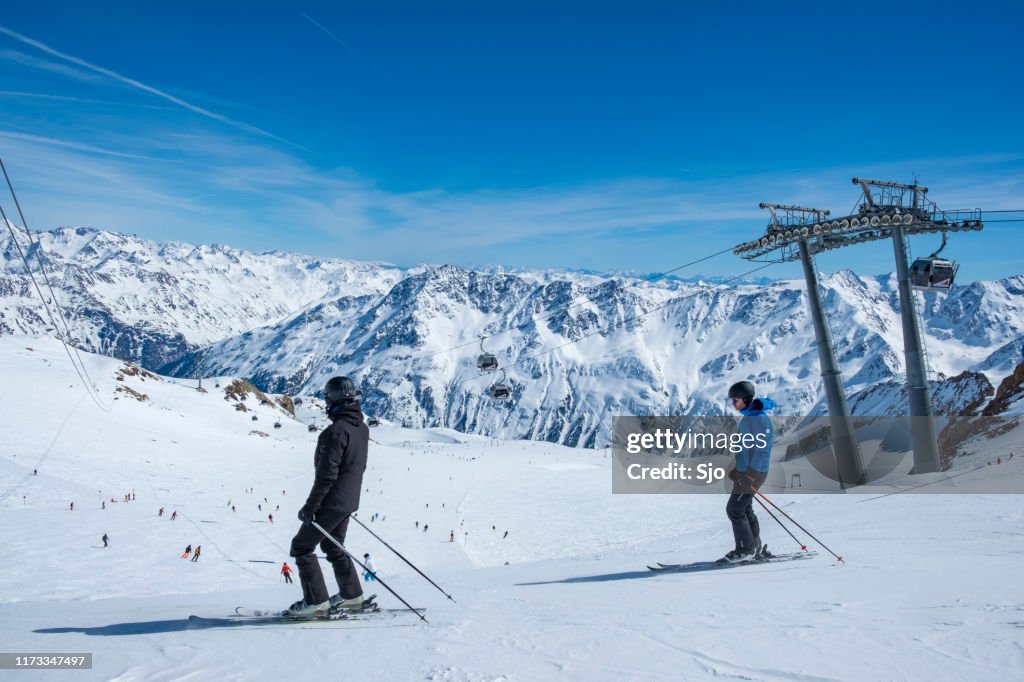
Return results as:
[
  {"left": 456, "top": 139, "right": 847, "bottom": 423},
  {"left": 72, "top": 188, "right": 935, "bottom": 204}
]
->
[
  {"left": 298, "top": 506, "right": 315, "bottom": 526},
  {"left": 738, "top": 472, "right": 758, "bottom": 492},
  {"left": 727, "top": 468, "right": 739, "bottom": 482}
]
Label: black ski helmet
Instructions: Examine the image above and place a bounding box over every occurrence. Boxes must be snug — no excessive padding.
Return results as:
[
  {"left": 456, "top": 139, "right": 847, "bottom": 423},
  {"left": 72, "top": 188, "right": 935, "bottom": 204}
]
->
[
  {"left": 324, "top": 376, "right": 359, "bottom": 408},
  {"left": 727, "top": 381, "right": 756, "bottom": 401}
]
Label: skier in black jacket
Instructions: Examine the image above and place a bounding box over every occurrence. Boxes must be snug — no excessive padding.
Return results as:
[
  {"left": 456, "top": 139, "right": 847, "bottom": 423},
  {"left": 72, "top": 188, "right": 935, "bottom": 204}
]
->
[{"left": 286, "top": 376, "right": 369, "bottom": 617}]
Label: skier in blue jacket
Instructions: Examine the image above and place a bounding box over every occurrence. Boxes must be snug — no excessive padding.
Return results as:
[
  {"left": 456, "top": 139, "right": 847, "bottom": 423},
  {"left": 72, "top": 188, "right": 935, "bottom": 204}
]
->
[{"left": 722, "top": 381, "right": 777, "bottom": 563}]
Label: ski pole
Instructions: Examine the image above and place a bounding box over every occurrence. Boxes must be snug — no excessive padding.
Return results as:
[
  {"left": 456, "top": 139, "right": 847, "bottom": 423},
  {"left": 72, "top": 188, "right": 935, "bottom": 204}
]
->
[
  {"left": 754, "top": 489, "right": 844, "bottom": 563},
  {"left": 754, "top": 495, "right": 807, "bottom": 552},
  {"left": 350, "top": 514, "right": 457, "bottom": 603},
  {"left": 311, "top": 520, "right": 429, "bottom": 624}
]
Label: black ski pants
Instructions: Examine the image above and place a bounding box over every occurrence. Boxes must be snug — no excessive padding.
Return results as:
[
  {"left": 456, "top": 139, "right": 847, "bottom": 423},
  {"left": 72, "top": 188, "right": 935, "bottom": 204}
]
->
[
  {"left": 726, "top": 471, "right": 768, "bottom": 552},
  {"left": 290, "top": 510, "right": 362, "bottom": 605}
]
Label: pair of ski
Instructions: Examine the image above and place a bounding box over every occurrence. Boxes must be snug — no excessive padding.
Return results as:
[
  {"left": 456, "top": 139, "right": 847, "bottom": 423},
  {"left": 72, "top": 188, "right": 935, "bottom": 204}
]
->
[
  {"left": 648, "top": 546, "right": 816, "bottom": 574},
  {"left": 190, "top": 594, "right": 425, "bottom": 626}
]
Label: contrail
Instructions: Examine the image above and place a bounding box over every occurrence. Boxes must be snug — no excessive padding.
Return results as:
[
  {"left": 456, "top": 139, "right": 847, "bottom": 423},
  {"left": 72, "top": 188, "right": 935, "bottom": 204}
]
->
[
  {"left": 301, "top": 12, "right": 391, "bottom": 79},
  {"left": 0, "top": 89, "right": 175, "bottom": 111},
  {"left": 0, "top": 130, "right": 172, "bottom": 161},
  {"left": 0, "top": 24, "right": 304, "bottom": 149}
]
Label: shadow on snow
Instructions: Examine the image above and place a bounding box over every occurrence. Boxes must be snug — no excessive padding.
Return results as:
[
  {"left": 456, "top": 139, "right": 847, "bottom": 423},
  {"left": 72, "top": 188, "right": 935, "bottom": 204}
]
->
[
  {"left": 36, "top": 618, "right": 244, "bottom": 636},
  {"left": 517, "top": 569, "right": 660, "bottom": 585}
]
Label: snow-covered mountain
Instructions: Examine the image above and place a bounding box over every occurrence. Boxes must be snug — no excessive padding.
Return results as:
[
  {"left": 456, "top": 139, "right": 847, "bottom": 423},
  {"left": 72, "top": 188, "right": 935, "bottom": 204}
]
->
[
  {"left": 3, "top": 227, "right": 1023, "bottom": 446},
  {"left": 0, "top": 226, "right": 405, "bottom": 368}
]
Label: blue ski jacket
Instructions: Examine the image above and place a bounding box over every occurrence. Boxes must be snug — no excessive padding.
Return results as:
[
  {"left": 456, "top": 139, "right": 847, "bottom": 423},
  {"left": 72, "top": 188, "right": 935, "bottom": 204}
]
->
[{"left": 736, "top": 398, "right": 776, "bottom": 474}]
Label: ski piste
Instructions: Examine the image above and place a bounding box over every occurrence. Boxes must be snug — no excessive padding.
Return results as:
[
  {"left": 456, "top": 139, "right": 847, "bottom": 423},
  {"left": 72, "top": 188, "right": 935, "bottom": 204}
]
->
[{"left": 648, "top": 547, "right": 817, "bottom": 573}]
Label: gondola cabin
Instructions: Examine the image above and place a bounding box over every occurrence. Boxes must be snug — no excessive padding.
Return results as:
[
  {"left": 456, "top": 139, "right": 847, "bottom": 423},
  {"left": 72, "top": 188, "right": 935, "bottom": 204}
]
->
[
  {"left": 367, "top": 417, "right": 380, "bottom": 427},
  {"left": 488, "top": 383, "right": 511, "bottom": 400},
  {"left": 910, "top": 258, "right": 958, "bottom": 291},
  {"left": 477, "top": 353, "right": 499, "bottom": 371}
]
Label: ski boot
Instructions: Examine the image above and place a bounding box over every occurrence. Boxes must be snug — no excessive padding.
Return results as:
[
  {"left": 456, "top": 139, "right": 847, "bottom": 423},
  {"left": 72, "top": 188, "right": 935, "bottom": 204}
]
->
[
  {"left": 285, "top": 599, "right": 331, "bottom": 618},
  {"left": 329, "top": 593, "right": 379, "bottom": 614},
  {"left": 718, "top": 548, "right": 756, "bottom": 565}
]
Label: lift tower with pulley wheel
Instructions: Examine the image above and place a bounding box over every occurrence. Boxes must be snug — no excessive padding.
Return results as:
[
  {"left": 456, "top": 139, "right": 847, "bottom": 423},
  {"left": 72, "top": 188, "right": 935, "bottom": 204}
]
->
[
  {"left": 734, "top": 178, "right": 983, "bottom": 475},
  {"left": 755, "top": 203, "right": 865, "bottom": 486}
]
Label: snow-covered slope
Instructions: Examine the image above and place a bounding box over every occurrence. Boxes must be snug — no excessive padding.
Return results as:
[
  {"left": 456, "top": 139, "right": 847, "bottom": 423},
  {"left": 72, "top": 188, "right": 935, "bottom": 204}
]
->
[
  {"left": 3, "top": 228, "right": 1024, "bottom": 446},
  {"left": 1, "top": 336, "right": 1022, "bottom": 681}
]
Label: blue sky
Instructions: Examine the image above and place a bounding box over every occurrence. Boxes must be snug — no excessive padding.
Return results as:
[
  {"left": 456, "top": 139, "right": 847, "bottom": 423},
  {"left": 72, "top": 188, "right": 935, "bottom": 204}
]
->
[{"left": 0, "top": 0, "right": 1021, "bottom": 281}]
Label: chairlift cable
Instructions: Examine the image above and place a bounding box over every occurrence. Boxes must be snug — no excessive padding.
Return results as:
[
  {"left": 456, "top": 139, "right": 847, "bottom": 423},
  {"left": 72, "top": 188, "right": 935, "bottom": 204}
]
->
[
  {"left": 418, "top": 246, "right": 738, "bottom": 363},
  {"left": 1, "top": 204, "right": 111, "bottom": 412},
  {"left": 454, "top": 261, "right": 778, "bottom": 393},
  {"left": 1, "top": 158, "right": 112, "bottom": 412},
  {"left": 519, "top": 262, "right": 777, "bottom": 366}
]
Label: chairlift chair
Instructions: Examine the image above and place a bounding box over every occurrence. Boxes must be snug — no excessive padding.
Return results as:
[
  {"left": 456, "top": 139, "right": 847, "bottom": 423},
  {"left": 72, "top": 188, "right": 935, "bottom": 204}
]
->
[
  {"left": 251, "top": 415, "right": 258, "bottom": 421},
  {"left": 307, "top": 423, "right": 318, "bottom": 432},
  {"left": 274, "top": 421, "right": 282, "bottom": 429},
  {"left": 367, "top": 416, "right": 380, "bottom": 427}
]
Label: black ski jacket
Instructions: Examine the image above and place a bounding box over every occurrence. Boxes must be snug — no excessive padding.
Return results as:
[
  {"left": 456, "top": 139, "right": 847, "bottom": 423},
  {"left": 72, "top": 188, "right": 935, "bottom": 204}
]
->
[{"left": 303, "top": 402, "right": 369, "bottom": 515}]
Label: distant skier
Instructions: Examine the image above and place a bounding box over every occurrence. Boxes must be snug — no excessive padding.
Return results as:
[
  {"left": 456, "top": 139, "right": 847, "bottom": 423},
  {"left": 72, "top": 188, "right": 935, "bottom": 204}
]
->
[
  {"left": 362, "top": 553, "right": 377, "bottom": 582},
  {"left": 171, "top": 511, "right": 177, "bottom": 521},
  {"left": 69, "top": 502, "right": 74, "bottom": 511},
  {"left": 191, "top": 545, "right": 201, "bottom": 562},
  {"left": 182, "top": 544, "right": 192, "bottom": 558},
  {"left": 503, "top": 530, "right": 508, "bottom": 539},
  {"left": 102, "top": 501, "right": 105, "bottom": 510},
  {"left": 281, "top": 562, "right": 294, "bottom": 584},
  {"left": 423, "top": 524, "right": 428, "bottom": 533},
  {"left": 158, "top": 507, "right": 164, "bottom": 517},
  {"left": 449, "top": 531, "right": 455, "bottom": 542},
  {"left": 286, "top": 377, "right": 369, "bottom": 617},
  {"left": 102, "top": 533, "right": 109, "bottom": 548},
  {"left": 721, "top": 381, "right": 776, "bottom": 564},
  {"left": 268, "top": 514, "right": 274, "bottom": 524}
]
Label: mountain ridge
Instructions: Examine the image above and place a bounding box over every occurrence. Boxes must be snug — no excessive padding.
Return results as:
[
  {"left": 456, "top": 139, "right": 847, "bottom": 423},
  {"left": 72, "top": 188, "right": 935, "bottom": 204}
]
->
[{"left": 3, "top": 226, "right": 1023, "bottom": 446}]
